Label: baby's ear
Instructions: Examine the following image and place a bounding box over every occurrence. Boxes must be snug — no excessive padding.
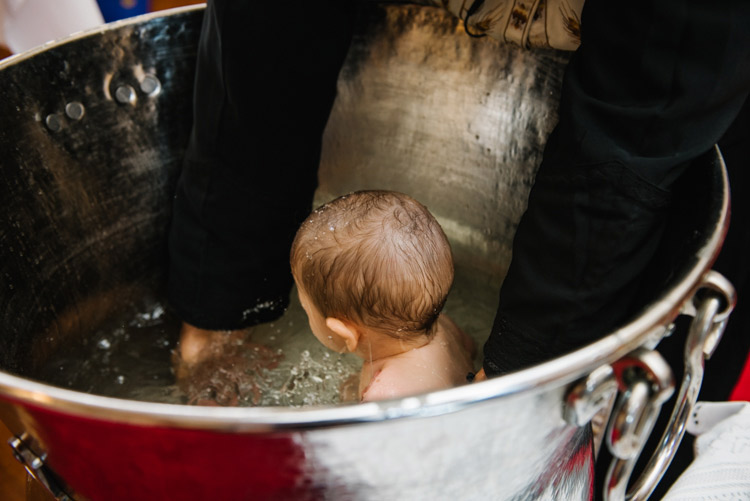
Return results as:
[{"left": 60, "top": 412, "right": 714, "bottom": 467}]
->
[{"left": 325, "top": 317, "right": 360, "bottom": 353}]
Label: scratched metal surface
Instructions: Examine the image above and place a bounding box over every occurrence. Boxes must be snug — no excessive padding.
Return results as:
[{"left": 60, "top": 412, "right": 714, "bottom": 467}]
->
[
  {"left": 0, "top": 5, "right": 592, "bottom": 498},
  {"left": 318, "top": 4, "right": 571, "bottom": 282},
  {"left": 0, "top": 2, "right": 571, "bottom": 374},
  {"left": 296, "top": 387, "right": 594, "bottom": 500},
  {"left": 0, "top": 9, "right": 201, "bottom": 373},
  {"left": 0, "top": 4, "right": 729, "bottom": 500}
]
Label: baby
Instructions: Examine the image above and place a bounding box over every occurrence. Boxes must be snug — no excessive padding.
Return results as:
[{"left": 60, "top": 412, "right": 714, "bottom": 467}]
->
[{"left": 290, "top": 190, "right": 475, "bottom": 402}]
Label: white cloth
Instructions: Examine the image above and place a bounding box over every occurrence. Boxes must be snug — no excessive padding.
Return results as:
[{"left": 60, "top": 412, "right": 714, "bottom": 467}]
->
[
  {"left": 662, "top": 401, "right": 750, "bottom": 500},
  {"left": 0, "top": 0, "right": 104, "bottom": 53}
]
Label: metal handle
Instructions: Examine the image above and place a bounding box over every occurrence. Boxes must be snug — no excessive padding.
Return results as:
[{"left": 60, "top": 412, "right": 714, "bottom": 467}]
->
[
  {"left": 8, "top": 433, "right": 73, "bottom": 501},
  {"left": 604, "top": 270, "right": 736, "bottom": 501}
]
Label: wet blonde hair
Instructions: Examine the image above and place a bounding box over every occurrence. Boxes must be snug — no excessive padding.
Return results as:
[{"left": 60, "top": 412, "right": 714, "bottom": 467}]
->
[{"left": 290, "top": 190, "right": 454, "bottom": 338}]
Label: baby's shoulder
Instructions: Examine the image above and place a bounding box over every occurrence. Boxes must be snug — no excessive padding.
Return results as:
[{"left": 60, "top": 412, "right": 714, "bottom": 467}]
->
[
  {"left": 436, "top": 314, "right": 476, "bottom": 358},
  {"left": 360, "top": 364, "right": 417, "bottom": 402}
]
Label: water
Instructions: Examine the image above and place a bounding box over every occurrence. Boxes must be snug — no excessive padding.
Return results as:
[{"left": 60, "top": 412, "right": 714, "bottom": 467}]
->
[{"left": 34, "top": 265, "right": 499, "bottom": 407}]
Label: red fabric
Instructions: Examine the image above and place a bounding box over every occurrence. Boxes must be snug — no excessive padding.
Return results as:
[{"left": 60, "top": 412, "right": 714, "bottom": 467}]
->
[{"left": 730, "top": 349, "right": 750, "bottom": 401}]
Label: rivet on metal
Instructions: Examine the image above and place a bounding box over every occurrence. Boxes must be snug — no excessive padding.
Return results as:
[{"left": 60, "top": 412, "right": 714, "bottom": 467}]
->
[
  {"left": 44, "top": 114, "right": 63, "bottom": 132},
  {"left": 115, "top": 85, "right": 137, "bottom": 105},
  {"left": 564, "top": 364, "right": 617, "bottom": 427},
  {"left": 65, "top": 102, "right": 85, "bottom": 120},
  {"left": 8, "top": 434, "right": 73, "bottom": 500},
  {"left": 140, "top": 74, "right": 162, "bottom": 96}
]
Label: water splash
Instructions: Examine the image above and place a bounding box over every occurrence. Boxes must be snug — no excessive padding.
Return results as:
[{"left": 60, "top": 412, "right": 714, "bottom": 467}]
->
[{"left": 31, "top": 265, "right": 495, "bottom": 407}]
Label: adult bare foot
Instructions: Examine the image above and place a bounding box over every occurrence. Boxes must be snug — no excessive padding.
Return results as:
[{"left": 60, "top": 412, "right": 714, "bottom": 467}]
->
[
  {"left": 174, "top": 322, "right": 249, "bottom": 380},
  {"left": 174, "top": 322, "right": 284, "bottom": 406}
]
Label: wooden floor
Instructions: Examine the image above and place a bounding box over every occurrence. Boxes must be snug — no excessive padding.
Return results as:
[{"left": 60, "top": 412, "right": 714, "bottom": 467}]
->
[{"left": 0, "top": 2, "right": 203, "bottom": 497}]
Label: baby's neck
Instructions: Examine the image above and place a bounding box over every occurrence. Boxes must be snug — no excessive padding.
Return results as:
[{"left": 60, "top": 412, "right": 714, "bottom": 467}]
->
[{"left": 355, "top": 329, "right": 433, "bottom": 363}]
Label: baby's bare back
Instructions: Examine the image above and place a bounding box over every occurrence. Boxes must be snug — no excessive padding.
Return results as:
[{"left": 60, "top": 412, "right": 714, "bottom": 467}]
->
[{"left": 359, "top": 315, "right": 475, "bottom": 402}]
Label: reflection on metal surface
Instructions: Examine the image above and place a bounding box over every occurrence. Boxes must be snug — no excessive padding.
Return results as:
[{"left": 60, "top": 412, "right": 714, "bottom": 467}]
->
[
  {"left": 139, "top": 74, "right": 162, "bottom": 96},
  {"left": 694, "top": 271, "right": 736, "bottom": 358},
  {"left": 8, "top": 433, "right": 72, "bottom": 501},
  {"left": 64, "top": 102, "right": 85, "bottom": 121},
  {"left": 318, "top": 4, "right": 571, "bottom": 281},
  {"left": 115, "top": 84, "right": 137, "bottom": 105},
  {"left": 564, "top": 365, "right": 617, "bottom": 428},
  {"left": 0, "top": 4, "right": 734, "bottom": 500},
  {"left": 606, "top": 274, "right": 737, "bottom": 501},
  {"left": 607, "top": 349, "right": 674, "bottom": 460},
  {"left": 44, "top": 113, "right": 63, "bottom": 132}
]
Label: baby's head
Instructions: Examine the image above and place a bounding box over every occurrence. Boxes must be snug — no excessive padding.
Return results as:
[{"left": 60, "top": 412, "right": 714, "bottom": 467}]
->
[{"left": 290, "top": 190, "right": 454, "bottom": 344}]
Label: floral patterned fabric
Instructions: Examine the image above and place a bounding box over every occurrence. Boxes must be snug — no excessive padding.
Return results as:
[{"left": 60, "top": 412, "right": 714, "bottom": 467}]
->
[{"left": 432, "top": 0, "right": 583, "bottom": 50}]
